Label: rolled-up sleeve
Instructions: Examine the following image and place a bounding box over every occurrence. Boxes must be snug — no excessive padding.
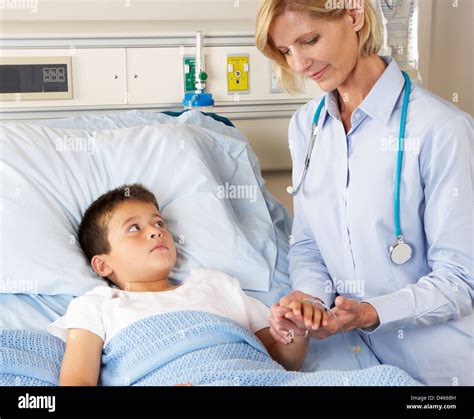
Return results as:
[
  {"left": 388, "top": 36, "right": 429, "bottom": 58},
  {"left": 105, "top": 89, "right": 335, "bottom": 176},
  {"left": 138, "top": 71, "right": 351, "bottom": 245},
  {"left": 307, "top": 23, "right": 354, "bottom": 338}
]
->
[
  {"left": 288, "top": 111, "right": 335, "bottom": 307},
  {"left": 361, "top": 114, "right": 474, "bottom": 333}
]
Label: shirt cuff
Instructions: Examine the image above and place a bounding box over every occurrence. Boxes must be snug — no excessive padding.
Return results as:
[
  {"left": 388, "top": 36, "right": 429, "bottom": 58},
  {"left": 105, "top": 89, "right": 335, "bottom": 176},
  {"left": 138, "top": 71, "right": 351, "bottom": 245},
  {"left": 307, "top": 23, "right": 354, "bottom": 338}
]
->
[{"left": 358, "top": 290, "right": 416, "bottom": 334}]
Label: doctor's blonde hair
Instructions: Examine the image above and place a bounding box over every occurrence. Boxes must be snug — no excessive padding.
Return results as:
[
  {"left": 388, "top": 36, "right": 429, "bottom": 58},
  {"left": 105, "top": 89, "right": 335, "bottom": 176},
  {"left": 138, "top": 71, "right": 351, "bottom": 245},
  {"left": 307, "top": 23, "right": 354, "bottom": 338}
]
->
[{"left": 256, "top": 0, "right": 383, "bottom": 93}]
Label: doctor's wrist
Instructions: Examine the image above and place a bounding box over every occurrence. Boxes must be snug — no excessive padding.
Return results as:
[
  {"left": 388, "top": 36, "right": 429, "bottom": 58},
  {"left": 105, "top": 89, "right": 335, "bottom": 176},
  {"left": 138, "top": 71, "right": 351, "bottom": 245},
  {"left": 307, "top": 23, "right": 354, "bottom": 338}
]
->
[{"left": 360, "top": 302, "right": 380, "bottom": 329}]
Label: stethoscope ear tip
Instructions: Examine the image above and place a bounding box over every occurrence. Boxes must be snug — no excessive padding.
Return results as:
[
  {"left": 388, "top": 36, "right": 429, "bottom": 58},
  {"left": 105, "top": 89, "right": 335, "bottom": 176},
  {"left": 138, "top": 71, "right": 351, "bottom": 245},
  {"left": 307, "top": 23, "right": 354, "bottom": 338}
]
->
[{"left": 286, "top": 186, "right": 294, "bottom": 195}]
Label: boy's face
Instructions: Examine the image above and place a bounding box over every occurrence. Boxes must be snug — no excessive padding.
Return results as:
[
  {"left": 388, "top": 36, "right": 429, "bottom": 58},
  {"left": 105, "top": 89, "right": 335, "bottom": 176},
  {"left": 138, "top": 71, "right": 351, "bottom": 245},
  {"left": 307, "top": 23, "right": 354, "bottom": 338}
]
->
[{"left": 92, "top": 200, "right": 177, "bottom": 288}]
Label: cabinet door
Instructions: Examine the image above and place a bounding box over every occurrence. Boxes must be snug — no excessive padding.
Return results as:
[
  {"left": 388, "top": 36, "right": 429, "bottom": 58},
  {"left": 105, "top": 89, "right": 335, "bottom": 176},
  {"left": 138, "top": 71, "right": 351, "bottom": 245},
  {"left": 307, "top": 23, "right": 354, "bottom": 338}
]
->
[
  {"left": 126, "top": 48, "right": 183, "bottom": 105},
  {"left": 75, "top": 48, "right": 127, "bottom": 105}
]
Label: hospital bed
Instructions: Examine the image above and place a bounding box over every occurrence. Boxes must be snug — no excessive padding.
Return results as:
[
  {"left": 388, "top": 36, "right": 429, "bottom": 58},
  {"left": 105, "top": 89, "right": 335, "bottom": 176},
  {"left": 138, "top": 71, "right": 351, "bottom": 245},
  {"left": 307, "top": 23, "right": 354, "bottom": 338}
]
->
[{"left": 0, "top": 109, "right": 382, "bottom": 385}]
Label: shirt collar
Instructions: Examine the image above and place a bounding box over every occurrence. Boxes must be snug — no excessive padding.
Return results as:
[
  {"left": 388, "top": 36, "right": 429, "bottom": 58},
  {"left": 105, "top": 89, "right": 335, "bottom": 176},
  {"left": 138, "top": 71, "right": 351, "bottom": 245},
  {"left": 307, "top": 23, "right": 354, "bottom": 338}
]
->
[{"left": 321, "top": 56, "right": 406, "bottom": 127}]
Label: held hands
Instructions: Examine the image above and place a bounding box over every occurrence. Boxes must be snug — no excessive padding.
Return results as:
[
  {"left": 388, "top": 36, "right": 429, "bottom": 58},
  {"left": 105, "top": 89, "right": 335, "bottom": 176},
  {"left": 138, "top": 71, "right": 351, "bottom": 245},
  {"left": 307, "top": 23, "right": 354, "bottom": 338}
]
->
[
  {"left": 269, "top": 291, "right": 380, "bottom": 343},
  {"left": 269, "top": 291, "right": 326, "bottom": 344}
]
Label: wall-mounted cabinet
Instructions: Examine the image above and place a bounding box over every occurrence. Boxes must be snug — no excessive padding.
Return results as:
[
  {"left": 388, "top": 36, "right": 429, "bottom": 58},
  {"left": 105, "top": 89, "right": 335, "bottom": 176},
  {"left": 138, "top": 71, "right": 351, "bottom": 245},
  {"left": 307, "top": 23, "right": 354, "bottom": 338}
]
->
[
  {"left": 1, "top": 45, "right": 321, "bottom": 108},
  {"left": 125, "top": 46, "right": 321, "bottom": 105}
]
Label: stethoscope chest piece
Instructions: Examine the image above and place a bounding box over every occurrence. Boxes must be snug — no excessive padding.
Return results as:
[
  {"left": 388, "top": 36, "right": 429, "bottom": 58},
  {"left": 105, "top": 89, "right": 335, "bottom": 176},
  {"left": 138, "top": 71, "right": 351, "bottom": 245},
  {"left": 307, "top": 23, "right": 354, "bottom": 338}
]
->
[{"left": 389, "top": 236, "right": 413, "bottom": 265}]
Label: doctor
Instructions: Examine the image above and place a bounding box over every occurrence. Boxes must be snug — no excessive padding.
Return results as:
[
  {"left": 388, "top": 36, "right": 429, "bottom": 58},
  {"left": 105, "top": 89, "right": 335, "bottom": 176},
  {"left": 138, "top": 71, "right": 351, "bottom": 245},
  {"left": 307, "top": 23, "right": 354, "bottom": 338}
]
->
[{"left": 256, "top": 0, "right": 473, "bottom": 385}]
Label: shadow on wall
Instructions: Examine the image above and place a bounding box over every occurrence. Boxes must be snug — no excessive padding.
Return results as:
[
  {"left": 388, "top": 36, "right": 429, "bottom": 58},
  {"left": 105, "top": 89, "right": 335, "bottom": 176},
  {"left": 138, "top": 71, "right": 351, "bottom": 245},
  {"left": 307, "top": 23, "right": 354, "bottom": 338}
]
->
[{"left": 263, "top": 170, "right": 294, "bottom": 218}]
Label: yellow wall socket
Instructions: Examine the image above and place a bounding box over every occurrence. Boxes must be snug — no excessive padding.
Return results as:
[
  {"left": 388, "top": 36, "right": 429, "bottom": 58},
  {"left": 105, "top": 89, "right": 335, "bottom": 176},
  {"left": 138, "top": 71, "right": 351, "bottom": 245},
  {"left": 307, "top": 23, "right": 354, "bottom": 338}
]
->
[{"left": 227, "top": 54, "right": 249, "bottom": 94}]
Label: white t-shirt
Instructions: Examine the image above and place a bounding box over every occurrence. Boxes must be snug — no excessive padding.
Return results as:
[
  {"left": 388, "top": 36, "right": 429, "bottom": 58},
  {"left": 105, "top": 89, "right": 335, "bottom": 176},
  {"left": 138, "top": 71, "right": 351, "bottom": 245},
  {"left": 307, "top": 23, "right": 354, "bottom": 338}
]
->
[{"left": 48, "top": 268, "right": 270, "bottom": 345}]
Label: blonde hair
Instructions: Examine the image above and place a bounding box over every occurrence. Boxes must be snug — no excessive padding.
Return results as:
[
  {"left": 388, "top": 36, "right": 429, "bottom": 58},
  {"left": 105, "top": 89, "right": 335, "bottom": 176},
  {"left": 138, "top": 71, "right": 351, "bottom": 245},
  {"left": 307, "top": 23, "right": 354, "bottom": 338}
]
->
[{"left": 256, "top": 0, "right": 383, "bottom": 93}]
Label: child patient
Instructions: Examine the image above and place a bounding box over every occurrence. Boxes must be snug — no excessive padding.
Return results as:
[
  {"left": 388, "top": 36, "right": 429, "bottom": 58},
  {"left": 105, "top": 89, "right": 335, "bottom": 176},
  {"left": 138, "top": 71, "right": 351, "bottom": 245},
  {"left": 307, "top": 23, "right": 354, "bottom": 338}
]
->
[{"left": 48, "top": 184, "right": 324, "bottom": 386}]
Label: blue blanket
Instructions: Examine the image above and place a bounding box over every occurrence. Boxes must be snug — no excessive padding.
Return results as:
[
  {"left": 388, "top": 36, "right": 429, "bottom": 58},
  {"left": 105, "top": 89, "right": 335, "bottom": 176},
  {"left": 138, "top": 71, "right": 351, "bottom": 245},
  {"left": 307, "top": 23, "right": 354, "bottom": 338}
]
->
[{"left": 0, "top": 311, "right": 420, "bottom": 386}]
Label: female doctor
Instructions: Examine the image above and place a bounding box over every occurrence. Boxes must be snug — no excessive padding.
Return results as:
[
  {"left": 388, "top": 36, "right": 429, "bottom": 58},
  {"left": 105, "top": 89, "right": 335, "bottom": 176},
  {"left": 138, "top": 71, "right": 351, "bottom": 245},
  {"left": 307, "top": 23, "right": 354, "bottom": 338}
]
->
[{"left": 256, "top": 0, "right": 473, "bottom": 385}]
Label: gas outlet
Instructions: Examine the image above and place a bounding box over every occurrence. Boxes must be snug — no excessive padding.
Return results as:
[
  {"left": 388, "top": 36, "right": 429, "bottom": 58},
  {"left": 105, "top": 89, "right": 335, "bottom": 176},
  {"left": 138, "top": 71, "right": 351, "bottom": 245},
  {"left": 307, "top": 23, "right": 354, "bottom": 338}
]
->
[{"left": 227, "top": 54, "right": 249, "bottom": 94}]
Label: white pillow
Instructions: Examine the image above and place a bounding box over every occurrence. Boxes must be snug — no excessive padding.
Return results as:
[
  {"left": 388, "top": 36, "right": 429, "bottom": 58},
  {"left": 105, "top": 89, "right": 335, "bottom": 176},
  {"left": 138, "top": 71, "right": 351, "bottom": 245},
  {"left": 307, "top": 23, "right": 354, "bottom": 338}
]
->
[{"left": 0, "top": 121, "right": 277, "bottom": 295}]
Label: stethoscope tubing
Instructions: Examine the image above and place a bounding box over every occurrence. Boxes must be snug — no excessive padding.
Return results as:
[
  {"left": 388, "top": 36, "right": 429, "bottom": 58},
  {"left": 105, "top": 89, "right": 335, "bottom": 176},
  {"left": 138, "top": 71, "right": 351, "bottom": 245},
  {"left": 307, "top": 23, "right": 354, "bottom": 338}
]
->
[
  {"left": 394, "top": 71, "right": 411, "bottom": 238},
  {"left": 290, "top": 70, "right": 412, "bottom": 247}
]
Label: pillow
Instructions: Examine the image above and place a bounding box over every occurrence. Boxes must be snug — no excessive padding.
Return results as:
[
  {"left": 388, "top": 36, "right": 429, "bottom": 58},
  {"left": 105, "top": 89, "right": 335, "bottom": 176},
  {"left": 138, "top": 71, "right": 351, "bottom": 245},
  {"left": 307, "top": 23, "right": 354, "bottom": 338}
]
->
[
  {"left": 30, "top": 110, "right": 273, "bottom": 195},
  {"left": 27, "top": 110, "right": 294, "bottom": 306},
  {"left": 0, "top": 120, "right": 277, "bottom": 296}
]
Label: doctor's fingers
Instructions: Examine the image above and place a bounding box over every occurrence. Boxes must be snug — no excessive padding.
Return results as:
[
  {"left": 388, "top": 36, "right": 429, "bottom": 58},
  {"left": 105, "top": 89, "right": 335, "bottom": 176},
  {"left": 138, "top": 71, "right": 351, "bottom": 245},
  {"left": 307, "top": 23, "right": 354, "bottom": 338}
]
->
[
  {"left": 308, "top": 316, "right": 341, "bottom": 339},
  {"left": 269, "top": 324, "right": 289, "bottom": 344},
  {"left": 270, "top": 306, "right": 293, "bottom": 330},
  {"left": 271, "top": 312, "right": 301, "bottom": 331},
  {"left": 269, "top": 315, "right": 305, "bottom": 338},
  {"left": 269, "top": 318, "right": 291, "bottom": 343},
  {"left": 279, "top": 290, "right": 311, "bottom": 307},
  {"left": 320, "top": 315, "right": 346, "bottom": 335},
  {"left": 270, "top": 304, "right": 292, "bottom": 318}
]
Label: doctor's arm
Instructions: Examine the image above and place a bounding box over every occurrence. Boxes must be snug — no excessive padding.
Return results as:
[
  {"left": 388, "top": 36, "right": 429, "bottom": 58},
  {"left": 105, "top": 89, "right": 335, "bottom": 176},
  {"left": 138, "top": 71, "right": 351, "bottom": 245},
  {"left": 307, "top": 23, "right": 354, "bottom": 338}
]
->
[
  {"left": 286, "top": 112, "right": 335, "bottom": 308},
  {"left": 287, "top": 194, "right": 336, "bottom": 308},
  {"left": 268, "top": 112, "right": 337, "bottom": 341},
  {"left": 361, "top": 114, "right": 474, "bottom": 333}
]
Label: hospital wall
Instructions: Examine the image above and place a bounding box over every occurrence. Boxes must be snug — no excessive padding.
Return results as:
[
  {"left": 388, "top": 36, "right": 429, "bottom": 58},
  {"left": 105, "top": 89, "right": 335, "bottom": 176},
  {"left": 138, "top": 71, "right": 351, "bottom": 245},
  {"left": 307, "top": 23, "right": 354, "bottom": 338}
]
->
[{"left": 0, "top": 0, "right": 472, "bottom": 218}]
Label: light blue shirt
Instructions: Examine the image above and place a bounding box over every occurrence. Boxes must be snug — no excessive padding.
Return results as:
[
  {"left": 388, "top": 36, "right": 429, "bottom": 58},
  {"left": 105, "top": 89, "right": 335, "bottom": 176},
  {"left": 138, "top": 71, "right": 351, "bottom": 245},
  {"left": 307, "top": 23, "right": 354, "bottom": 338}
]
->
[{"left": 288, "top": 56, "right": 473, "bottom": 385}]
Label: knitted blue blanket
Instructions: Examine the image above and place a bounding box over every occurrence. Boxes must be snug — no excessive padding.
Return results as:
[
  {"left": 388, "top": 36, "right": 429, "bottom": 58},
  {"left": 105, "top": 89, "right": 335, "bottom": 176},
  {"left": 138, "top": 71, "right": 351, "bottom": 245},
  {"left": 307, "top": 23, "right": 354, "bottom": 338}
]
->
[{"left": 0, "top": 311, "right": 420, "bottom": 386}]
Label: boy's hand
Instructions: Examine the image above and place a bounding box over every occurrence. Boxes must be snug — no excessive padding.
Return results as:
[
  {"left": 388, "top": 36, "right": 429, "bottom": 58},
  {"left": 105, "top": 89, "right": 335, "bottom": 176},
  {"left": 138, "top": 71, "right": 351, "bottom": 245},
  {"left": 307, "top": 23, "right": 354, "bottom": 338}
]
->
[{"left": 283, "top": 299, "right": 329, "bottom": 331}]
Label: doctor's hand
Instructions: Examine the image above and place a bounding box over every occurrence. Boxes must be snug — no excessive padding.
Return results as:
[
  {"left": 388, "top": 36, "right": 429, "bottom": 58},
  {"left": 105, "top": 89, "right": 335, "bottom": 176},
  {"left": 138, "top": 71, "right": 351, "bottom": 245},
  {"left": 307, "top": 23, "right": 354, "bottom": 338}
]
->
[
  {"left": 310, "top": 296, "right": 380, "bottom": 339},
  {"left": 329, "top": 296, "right": 380, "bottom": 331},
  {"left": 269, "top": 304, "right": 306, "bottom": 344}
]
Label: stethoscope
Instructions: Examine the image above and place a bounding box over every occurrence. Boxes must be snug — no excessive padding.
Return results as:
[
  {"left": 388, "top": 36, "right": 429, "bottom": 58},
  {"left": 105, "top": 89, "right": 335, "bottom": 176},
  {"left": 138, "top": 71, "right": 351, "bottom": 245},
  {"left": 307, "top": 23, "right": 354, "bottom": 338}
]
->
[{"left": 287, "top": 71, "right": 413, "bottom": 265}]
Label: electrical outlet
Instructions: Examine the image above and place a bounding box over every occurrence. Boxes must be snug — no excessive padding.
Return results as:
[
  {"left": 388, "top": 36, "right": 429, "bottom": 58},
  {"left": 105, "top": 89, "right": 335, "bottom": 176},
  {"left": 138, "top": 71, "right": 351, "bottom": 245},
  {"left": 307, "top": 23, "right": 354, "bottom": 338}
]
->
[{"left": 269, "top": 63, "right": 282, "bottom": 93}]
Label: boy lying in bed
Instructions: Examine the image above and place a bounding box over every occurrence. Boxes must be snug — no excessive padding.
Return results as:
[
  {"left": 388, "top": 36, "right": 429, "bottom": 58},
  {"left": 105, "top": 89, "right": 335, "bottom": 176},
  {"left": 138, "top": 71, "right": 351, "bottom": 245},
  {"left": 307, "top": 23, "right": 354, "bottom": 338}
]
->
[{"left": 48, "top": 183, "right": 326, "bottom": 386}]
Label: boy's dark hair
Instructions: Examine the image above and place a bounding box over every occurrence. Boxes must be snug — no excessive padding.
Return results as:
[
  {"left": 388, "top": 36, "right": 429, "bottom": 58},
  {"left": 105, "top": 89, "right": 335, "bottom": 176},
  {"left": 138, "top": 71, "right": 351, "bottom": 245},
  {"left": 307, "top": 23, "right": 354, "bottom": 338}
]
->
[{"left": 78, "top": 183, "right": 159, "bottom": 262}]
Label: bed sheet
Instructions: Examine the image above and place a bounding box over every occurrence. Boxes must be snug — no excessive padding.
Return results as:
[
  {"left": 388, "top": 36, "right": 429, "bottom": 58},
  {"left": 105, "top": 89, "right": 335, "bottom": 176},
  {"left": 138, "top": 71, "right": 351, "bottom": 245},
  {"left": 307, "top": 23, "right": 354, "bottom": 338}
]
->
[{"left": 0, "top": 294, "right": 73, "bottom": 332}]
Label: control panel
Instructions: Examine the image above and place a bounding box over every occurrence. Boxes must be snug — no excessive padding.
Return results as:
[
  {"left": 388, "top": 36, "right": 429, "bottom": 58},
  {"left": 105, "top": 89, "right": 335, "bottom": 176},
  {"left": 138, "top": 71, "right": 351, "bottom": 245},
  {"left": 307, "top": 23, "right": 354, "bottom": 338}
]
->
[{"left": 0, "top": 56, "right": 73, "bottom": 101}]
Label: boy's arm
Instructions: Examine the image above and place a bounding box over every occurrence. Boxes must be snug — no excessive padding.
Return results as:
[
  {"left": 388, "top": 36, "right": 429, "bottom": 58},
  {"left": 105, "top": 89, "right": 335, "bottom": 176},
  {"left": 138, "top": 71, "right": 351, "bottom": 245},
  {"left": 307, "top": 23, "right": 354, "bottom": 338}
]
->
[
  {"left": 255, "top": 327, "right": 309, "bottom": 371},
  {"left": 59, "top": 328, "right": 104, "bottom": 386}
]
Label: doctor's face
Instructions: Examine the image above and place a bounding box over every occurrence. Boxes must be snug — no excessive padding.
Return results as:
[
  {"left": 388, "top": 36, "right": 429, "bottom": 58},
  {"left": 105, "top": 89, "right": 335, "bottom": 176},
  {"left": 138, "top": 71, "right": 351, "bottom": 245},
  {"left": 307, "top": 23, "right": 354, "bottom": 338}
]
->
[{"left": 269, "top": 10, "right": 362, "bottom": 92}]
